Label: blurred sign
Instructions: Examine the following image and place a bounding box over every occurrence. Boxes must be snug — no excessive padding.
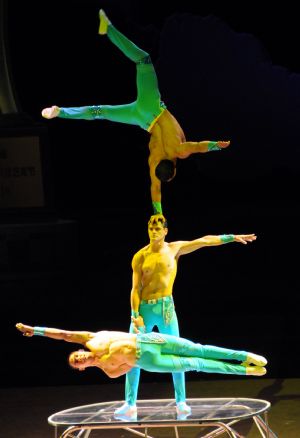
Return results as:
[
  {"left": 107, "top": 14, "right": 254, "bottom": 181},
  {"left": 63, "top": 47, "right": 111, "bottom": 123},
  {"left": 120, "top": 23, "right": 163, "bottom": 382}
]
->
[{"left": 0, "top": 135, "right": 45, "bottom": 208}]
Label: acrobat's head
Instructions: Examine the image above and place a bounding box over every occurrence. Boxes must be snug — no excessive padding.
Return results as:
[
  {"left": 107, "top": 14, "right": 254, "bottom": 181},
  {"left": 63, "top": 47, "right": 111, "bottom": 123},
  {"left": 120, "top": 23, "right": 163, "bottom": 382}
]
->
[
  {"left": 155, "top": 159, "right": 176, "bottom": 182},
  {"left": 69, "top": 349, "right": 95, "bottom": 371},
  {"left": 148, "top": 214, "right": 168, "bottom": 241}
]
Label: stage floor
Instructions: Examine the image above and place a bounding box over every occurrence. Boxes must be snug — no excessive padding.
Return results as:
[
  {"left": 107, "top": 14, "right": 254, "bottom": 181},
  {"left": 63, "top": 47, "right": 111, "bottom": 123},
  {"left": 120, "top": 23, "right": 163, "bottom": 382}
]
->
[{"left": 1, "top": 378, "right": 300, "bottom": 437}]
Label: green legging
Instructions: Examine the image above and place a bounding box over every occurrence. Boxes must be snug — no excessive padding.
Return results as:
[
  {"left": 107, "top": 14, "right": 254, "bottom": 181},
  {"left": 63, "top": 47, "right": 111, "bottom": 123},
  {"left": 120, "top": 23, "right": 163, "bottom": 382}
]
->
[
  {"left": 58, "top": 24, "right": 166, "bottom": 131},
  {"left": 126, "top": 297, "right": 186, "bottom": 406},
  {"left": 135, "top": 332, "right": 248, "bottom": 375}
]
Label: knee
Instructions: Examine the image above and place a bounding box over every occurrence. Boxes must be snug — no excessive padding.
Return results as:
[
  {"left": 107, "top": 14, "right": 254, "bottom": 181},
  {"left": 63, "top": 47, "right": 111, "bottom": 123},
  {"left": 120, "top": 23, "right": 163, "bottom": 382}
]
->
[{"left": 137, "top": 54, "right": 152, "bottom": 65}]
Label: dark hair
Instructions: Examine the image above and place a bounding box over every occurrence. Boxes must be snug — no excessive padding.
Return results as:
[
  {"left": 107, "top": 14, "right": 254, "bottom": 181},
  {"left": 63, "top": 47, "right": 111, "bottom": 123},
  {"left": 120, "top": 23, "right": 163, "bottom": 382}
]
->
[
  {"left": 155, "top": 160, "right": 175, "bottom": 182},
  {"left": 148, "top": 214, "right": 168, "bottom": 229}
]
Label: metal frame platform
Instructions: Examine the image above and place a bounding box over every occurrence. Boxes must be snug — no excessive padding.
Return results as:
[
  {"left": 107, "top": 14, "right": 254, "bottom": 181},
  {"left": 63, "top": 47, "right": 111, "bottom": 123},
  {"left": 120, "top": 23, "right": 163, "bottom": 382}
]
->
[{"left": 48, "top": 397, "right": 277, "bottom": 437}]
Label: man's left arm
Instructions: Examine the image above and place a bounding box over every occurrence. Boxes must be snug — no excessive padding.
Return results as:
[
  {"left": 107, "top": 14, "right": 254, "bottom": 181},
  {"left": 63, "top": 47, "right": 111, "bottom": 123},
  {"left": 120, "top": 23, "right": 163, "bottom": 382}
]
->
[
  {"left": 16, "top": 323, "right": 94, "bottom": 344},
  {"left": 176, "top": 234, "right": 257, "bottom": 256}
]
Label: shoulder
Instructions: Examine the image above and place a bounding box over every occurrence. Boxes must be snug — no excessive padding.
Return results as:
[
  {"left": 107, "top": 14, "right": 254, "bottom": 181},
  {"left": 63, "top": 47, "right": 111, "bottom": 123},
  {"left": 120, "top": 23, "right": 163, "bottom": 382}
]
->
[{"left": 132, "top": 247, "right": 147, "bottom": 265}]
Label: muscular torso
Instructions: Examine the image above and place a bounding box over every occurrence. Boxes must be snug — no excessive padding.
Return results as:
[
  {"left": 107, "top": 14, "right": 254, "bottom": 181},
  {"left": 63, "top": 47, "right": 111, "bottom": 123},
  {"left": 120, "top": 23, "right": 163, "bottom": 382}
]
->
[
  {"left": 148, "top": 110, "right": 186, "bottom": 164},
  {"left": 87, "top": 331, "right": 137, "bottom": 377},
  {"left": 138, "top": 242, "right": 178, "bottom": 301}
]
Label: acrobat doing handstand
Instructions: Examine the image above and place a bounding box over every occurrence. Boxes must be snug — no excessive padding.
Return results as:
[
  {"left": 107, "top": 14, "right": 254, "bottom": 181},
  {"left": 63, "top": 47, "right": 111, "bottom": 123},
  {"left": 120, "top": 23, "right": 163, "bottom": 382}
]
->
[{"left": 42, "top": 10, "right": 230, "bottom": 215}]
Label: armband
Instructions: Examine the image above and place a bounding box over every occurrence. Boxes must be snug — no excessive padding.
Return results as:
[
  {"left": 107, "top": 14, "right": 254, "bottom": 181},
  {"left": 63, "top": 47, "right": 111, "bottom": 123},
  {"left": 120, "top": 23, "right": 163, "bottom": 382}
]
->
[
  {"left": 220, "top": 234, "right": 235, "bottom": 243},
  {"left": 33, "top": 327, "right": 46, "bottom": 336},
  {"left": 207, "top": 141, "right": 221, "bottom": 151}
]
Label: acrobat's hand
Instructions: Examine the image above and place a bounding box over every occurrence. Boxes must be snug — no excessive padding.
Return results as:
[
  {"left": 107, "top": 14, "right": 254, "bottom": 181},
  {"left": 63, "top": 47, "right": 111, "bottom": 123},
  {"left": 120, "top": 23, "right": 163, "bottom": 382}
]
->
[
  {"left": 234, "top": 234, "right": 257, "bottom": 245},
  {"left": 216, "top": 140, "right": 230, "bottom": 149},
  {"left": 41, "top": 105, "right": 60, "bottom": 119},
  {"left": 16, "top": 322, "right": 34, "bottom": 337},
  {"left": 131, "top": 315, "right": 145, "bottom": 334}
]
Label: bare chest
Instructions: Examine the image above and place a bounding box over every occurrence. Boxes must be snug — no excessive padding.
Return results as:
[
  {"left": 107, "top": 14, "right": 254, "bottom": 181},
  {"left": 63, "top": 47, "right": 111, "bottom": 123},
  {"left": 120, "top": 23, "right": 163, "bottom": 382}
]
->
[{"left": 141, "top": 251, "right": 176, "bottom": 277}]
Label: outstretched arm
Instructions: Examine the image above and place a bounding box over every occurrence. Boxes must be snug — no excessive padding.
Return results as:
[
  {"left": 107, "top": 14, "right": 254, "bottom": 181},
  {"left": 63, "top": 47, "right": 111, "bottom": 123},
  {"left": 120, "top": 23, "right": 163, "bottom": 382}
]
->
[
  {"left": 16, "top": 323, "right": 94, "bottom": 345},
  {"left": 176, "top": 234, "right": 256, "bottom": 256},
  {"left": 177, "top": 140, "right": 230, "bottom": 158}
]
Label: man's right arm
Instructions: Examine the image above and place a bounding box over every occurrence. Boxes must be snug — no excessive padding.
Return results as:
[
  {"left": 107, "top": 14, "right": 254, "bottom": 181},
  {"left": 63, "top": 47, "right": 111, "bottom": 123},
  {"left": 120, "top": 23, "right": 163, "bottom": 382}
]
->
[
  {"left": 130, "top": 253, "right": 143, "bottom": 319},
  {"left": 16, "top": 323, "right": 94, "bottom": 345}
]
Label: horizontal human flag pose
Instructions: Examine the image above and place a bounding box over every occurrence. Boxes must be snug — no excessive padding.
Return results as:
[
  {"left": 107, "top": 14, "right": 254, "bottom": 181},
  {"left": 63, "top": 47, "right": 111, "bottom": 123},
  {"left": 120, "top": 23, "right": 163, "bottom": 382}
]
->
[
  {"left": 41, "top": 9, "right": 230, "bottom": 215},
  {"left": 16, "top": 322, "right": 267, "bottom": 379}
]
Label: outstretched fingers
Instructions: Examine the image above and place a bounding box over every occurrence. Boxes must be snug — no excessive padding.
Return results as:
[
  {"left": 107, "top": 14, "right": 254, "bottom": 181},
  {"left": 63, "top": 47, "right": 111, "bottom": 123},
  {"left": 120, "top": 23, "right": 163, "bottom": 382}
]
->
[{"left": 235, "top": 234, "right": 257, "bottom": 244}]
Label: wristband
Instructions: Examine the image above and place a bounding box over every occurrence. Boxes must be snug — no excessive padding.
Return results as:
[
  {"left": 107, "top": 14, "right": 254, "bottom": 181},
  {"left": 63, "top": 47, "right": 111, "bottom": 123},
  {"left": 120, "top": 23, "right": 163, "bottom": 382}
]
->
[
  {"left": 207, "top": 141, "right": 221, "bottom": 151},
  {"left": 152, "top": 201, "right": 163, "bottom": 215},
  {"left": 138, "top": 326, "right": 146, "bottom": 334},
  {"left": 33, "top": 327, "right": 46, "bottom": 336},
  {"left": 220, "top": 234, "right": 235, "bottom": 243},
  {"left": 131, "top": 311, "right": 139, "bottom": 318}
]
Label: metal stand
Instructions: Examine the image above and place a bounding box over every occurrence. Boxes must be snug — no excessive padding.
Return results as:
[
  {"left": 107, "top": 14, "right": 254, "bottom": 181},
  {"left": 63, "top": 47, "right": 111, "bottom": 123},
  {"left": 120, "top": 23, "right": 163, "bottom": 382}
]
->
[{"left": 48, "top": 397, "right": 277, "bottom": 438}]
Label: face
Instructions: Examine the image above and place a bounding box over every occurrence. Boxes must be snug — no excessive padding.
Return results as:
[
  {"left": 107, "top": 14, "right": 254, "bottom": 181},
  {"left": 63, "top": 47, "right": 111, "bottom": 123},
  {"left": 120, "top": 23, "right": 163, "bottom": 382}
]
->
[
  {"left": 69, "top": 350, "right": 94, "bottom": 371},
  {"left": 148, "top": 217, "right": 168, "bottom": 242}
]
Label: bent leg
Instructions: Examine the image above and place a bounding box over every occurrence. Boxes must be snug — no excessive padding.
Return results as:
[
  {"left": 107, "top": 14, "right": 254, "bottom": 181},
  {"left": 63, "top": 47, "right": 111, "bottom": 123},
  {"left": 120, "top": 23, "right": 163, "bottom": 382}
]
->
[
  {"left": 107, "top": 23, "right": 148, "bottom": 63},
  {"left": 103, "top": 17, "right": 163, "bottom": 125}
]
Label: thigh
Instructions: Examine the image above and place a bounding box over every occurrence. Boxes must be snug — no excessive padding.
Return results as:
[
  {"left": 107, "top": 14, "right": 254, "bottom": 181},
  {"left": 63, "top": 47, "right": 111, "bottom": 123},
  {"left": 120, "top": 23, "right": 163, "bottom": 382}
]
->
[
  {"left": 101, "top": 103, "right": 140, "bottom": 126},
  {"left": 136, "top": 64, "right": 161, "bottom": 113},
  {"left": 157, "top": 306, "right": 180, "bottom": 336}
]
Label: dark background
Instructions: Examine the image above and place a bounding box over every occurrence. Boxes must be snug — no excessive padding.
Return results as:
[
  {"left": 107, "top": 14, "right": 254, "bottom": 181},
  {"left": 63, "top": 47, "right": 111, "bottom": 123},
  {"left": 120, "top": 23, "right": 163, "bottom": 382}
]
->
[{"left": 1, "top": 0, "right": 299, "bottom": 389}]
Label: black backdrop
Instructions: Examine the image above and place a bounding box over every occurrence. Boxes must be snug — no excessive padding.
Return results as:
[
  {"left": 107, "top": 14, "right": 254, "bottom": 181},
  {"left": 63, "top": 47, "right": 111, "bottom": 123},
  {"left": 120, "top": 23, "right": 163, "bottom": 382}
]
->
[{"left": 2, "top": 0, "right": 299, "bottom": 388}]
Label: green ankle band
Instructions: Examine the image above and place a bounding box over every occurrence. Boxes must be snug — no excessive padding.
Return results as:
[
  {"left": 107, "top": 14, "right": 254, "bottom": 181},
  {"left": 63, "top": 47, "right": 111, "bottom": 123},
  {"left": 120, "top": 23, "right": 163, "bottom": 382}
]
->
[
  {"left": 152, "top": 201, "right": 163, "bottom": 215},
  {"left": 220, "top": 234, "right": 235, "bottom": 243},
  {"left": 34, "top": 327, "right": 45, "bottom": 336},
  {"left": 208, "top": 141, "right": 221, "bottom": 151}
]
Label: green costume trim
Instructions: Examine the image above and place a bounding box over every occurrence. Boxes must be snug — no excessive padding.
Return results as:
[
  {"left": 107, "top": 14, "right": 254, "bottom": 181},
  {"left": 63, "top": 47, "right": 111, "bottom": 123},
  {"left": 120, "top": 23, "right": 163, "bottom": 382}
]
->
[
  {"left": 34, "top": 327, "right": 45, "bottom": 336},
  {"left": 208, "top": 141, "right": 221, "bottom": 151}
]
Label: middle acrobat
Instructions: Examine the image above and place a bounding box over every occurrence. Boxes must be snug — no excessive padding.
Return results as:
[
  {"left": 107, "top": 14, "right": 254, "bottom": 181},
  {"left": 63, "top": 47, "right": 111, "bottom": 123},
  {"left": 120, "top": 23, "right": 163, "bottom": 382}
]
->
[{"left": 42, "top": 9, "right": 230, "bottom": 215}]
